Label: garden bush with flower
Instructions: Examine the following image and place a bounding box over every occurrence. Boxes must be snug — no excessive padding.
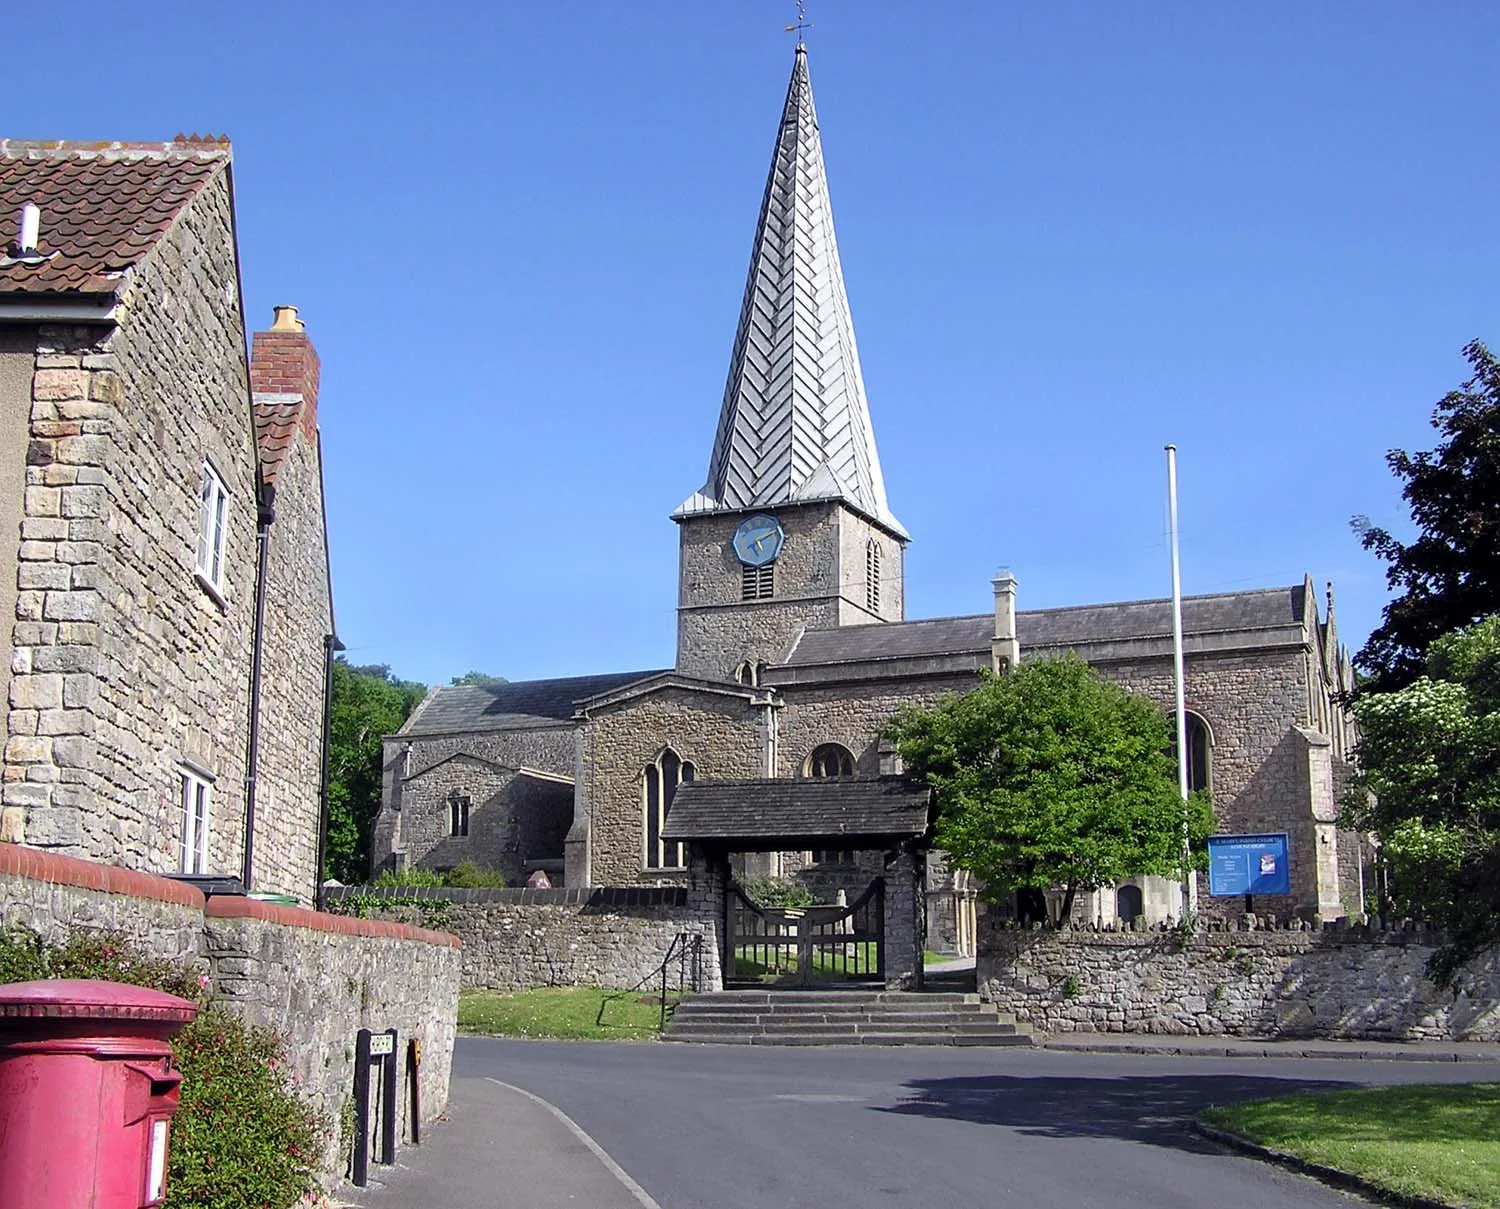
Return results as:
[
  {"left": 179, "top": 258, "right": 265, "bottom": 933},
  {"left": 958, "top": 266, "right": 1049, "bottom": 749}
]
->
[{"left": 0, "top": 924, "right": 325, "bottom": 1209}]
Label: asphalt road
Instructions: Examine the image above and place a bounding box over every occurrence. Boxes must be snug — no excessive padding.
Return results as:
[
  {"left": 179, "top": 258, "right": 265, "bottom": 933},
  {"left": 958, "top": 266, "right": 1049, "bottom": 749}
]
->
[{"left": 454, "top": 1037, "right": 1500, "bottom": 1209}]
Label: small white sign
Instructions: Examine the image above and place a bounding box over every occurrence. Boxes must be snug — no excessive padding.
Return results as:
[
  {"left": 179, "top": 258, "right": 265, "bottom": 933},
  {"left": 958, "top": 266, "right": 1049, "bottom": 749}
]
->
[
  {"left": 368, "top": 1033, "right": 394, "bottom": 1056},
  {"left": 146, "top": 1118, "right": 169, "bottom": 1203}
]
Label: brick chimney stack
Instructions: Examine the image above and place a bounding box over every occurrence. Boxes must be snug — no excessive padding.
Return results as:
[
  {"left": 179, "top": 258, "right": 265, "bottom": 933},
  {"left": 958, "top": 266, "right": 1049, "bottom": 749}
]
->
[{"left": 250, "top": 305, "right": 320, "bottom": 440}]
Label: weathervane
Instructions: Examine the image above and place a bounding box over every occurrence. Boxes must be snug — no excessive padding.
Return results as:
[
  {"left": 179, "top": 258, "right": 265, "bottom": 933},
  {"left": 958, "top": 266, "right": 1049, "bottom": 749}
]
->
[{"left": 785, "top": 0, "right": 812, "bottom": 46}]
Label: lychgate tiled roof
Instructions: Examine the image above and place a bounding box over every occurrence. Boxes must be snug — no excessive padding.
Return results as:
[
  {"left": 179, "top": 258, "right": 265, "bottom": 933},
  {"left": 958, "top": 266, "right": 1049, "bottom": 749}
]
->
[
  {"left": 400, "top": 670, "right": 669, "bottom": 736},
  {"left": 781, "top": 586, "right": 1306, "bottom": 666},
  {"left": 0, "top": 138, "right": 230, "bottom": 296},
  {"left": 676, "top": 47, "right": 905, "bottom": 538},
  {"left": 663, "top": 777, "right": 932, "bottom": 844}
]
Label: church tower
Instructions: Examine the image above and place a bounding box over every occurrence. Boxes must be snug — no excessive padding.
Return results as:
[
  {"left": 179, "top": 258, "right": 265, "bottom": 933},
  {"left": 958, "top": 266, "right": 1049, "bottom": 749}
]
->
[{"left": 674, "top": 45, "right": 908, "bottom": 681}]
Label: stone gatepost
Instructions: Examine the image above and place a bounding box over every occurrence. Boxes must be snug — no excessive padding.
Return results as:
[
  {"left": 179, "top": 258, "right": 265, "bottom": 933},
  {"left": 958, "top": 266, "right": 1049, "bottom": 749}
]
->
[
  {"left": 685, "top": 843, "right": 730, "bottom": 992},
  {"left": 883, "top": 845, "right": 924, "bottom": 991}
]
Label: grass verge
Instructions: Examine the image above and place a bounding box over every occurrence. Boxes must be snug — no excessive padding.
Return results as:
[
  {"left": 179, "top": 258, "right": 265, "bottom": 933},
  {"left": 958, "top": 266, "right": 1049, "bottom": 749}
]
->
[
  {"left": 1200, "top": 1083, "right": 1500, "bottom": 1209},
  {"left": 458, "top": 986, "right": 676, "bottom": 1041}
]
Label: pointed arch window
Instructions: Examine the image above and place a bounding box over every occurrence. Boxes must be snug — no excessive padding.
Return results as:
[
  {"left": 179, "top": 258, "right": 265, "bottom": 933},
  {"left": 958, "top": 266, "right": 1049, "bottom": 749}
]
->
[
  {"left": 866, "top": 540, "right": 881, "bottom": 613},
  {"left": 644, "top": 748, "right": 694, "bottom": 870}
]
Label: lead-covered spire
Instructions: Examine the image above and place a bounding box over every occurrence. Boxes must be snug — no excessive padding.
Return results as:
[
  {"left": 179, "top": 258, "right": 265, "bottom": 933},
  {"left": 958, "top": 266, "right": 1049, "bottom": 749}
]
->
[{"left": 675, "top": 46, "right": 906, "bottom": 539}]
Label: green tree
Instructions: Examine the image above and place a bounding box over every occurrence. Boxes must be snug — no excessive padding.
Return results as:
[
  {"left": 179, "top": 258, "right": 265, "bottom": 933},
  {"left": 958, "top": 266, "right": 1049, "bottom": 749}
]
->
[
  {"left": 1346, "top": 616, "right": 1500, "bottom": 982},
  {"left": 450, "top": 670, "right": 510, "bottom": 687},
  {"left": 887, "top": 657, "right": 1212, "bottom": 925},
  {"left": 1355, "top": 340, "right": 1500, "bottom": 691},
  {"left": 325, "top": 660, "right": 427, "bottom": 884}
]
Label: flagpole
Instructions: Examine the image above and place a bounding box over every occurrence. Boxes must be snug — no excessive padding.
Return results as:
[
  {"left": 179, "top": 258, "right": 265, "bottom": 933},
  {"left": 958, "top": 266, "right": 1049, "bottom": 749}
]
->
[{"left": 1166, "top": 444, "right": 1197, "bottom": 919}]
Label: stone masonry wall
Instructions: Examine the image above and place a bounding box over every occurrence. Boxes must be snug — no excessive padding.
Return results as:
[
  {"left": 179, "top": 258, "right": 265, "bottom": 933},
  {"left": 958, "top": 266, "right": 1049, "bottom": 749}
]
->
[
  {"left": 329, "top": 885, "right": 708, "bottom": 993},
  {"left": 0, "top": 844, "right": 462, "bottom": 1187},
  {"left": 399, "top": 754, "right": 571, "bottom": 883},
  {"left": 375, "top": 724, "right": 576, "bottom": 876},
  {"left": 0, "top": 839, "right": 205, "bottom": 965},
  {"left": 4, "top": 167, "right": 261, "bottom": 882},
  {"left": 204, "top": 897, "right": 461, "bottom": 1181},
  {"left": 977, "top": 910, "right": 1500, "bottom": 1041},
  {"left": 252, "top": 425, "right": 332, "bottom": 899},
  {"left": 676, "top": 503, "right": 845, "bottom": 679},
  {"left": 578, "top": 687, "right": 764, "bottom": 885}
]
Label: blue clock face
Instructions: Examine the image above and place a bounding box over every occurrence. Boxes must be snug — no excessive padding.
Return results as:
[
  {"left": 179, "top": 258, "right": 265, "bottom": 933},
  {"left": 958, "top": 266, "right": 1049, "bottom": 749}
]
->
[{"left": 732, "top": 514, "right": 784, "bottom": 567}]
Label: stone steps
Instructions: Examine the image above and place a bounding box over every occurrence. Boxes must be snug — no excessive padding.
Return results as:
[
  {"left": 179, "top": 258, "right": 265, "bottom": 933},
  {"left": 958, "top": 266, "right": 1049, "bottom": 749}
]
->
[{"left": 664, "top": 989, "right": 1033, "bottom": 1047}]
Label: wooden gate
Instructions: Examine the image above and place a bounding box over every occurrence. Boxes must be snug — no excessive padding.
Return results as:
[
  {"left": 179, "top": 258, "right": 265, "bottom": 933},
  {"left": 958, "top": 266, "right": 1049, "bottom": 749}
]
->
[{"left": 726, "top": 878, "right": 884, "bottom": 986}]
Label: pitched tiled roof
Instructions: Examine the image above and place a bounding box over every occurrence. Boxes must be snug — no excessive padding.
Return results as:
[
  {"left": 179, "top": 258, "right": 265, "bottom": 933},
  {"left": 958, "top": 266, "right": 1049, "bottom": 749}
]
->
[
  {"left": 781, "top": 586, "right": 1305, "bottom": 666},
  {"left": 0, "top": 138, "right": 229, "bottom": 296},
  {"left": 252, "top": 396, "right": 303, "bottom": 487},
  {"left": 663, "top": 777, "right": 932, "bottom": 844},
  {"left": 400, "top": 670, "right": 669, "bottom": 736}
]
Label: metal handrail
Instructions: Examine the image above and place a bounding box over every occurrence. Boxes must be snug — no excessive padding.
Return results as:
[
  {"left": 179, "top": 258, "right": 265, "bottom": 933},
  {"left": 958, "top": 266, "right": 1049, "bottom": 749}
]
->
[{"left": 595, "top": 930, "right": 704, "bottom": 1033}]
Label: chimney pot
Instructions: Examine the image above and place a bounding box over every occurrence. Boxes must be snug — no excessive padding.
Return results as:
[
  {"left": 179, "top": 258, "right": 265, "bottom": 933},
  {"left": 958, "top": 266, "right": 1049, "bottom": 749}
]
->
[{"left": 270, "top": 305, "right": 304, "bottom": 333}]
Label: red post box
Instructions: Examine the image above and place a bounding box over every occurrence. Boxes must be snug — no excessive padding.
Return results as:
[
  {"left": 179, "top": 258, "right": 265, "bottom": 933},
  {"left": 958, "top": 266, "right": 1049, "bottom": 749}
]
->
[{"left": 0, "top": 978, "right": 199, "bottom": 1208}]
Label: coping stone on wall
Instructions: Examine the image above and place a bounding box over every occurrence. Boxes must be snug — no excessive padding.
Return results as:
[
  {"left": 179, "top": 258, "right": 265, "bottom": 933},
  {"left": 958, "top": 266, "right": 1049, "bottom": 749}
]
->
[{"left": 0, "top": 841, "right": 205, "bottom": 908}]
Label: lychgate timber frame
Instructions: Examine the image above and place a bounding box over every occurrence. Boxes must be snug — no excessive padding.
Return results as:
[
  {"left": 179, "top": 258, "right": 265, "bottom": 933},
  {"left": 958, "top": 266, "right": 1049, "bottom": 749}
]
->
[{"left": 663, "top": 776, "right": 934, "bottom": 991}]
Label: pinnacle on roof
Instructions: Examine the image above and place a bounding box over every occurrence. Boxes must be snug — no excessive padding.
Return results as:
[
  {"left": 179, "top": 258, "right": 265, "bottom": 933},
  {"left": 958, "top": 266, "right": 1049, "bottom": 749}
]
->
[{"left": 676, "top": 46, "right": 907, "bottom": 539}]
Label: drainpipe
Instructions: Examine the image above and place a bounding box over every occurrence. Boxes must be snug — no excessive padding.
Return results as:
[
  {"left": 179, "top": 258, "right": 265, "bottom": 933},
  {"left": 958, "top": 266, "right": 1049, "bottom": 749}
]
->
[
  {"left": 241, "top": 486, "right": 275, "bottom": 893},
  {"left": 314, "top": 631, "right": 345, "bottom": 910}
]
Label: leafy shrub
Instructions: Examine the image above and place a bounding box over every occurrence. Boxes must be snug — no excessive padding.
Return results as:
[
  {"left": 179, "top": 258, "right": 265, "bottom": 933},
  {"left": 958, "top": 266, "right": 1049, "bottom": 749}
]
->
[
  {"left": 169, "top": 1009, "right": 320, "bottom": 1209},
  {"left": 741, "top": 877, "right": 815, "bottom": 908},
  {"left": 441, "top": 860, "right": 507, "bottom": 889},
  {"left": 374, "top": 866, "right": 445, "bottom": 888},
  {"left": 0, "top": 925, "right": 323, "bottom": 1209}
]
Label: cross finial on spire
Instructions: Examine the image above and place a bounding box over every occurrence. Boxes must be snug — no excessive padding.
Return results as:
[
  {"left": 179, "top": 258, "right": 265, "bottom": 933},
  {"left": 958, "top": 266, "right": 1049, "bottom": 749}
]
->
[{"left": 785, "top": 0, "right": 812, "bottom": 48}]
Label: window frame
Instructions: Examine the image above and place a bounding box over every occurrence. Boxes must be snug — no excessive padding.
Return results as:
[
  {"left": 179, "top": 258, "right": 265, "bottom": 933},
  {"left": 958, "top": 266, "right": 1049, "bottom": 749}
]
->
[
  {"left": 642, "top": 748, "right": 694, "bottom": 871},
  {"left": 804, "top": 742, "right": 856, "bottom": 779},
  {"left": 179, "top": 767, "right": 213, "bottom": 875},
  {"left": 866, "top": 539, "right": 881, "bottom": 613},
  {"left": 448, "top": 791, "right": 471, "bottom": 837},
  {"left": 195, "top": 460, "right": 230, "bottom": 597}
]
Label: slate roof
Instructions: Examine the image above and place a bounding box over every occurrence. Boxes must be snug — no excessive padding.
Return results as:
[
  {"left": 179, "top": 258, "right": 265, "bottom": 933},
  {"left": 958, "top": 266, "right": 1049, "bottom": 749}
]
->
[
  {"left": 676, "top": 47, "right": 905, "bottom": 538},
  {"left": 0, "top": 138, "right": 229, "bottom": 296},
  {"left": 782, "top": 586, "right": 1305, "bottom": 666},
  {"left": 400, "top": 670, "right": 669, "bottom": 736},
  {"left": 663, "top": 777, "right": 932, "bottom": 844}
]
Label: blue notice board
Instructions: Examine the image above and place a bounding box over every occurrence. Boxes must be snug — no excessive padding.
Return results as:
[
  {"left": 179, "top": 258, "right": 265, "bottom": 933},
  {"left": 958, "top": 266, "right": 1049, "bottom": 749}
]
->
[{"left": 1206, "top": 833, "right": 1291, "bottom": 897}]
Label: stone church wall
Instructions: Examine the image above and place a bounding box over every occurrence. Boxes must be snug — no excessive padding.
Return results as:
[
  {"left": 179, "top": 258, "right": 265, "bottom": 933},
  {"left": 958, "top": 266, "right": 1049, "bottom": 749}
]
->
[
  {"left": 775, "top": 675, "right": 980, "bottom": 777},
  {"left": 577, "top": 688, "right": 764, "bottom": 885},
  {"left": 4, "top": 174, "right": 262, "bottom": 882},
  {"left": 978, "top": 910, "right": 1500, "bottom": 1041},
  {"left": 676, "top": 504, "right": 845, "bottom": 679},
  {"left": 376, "top": 724, "right": 577, "bottom": 876},
  {"left": 1091, "top": 648, "right": 1344, "bottom": 917},
  {"left": 399, "top": 754, "right": 571, "bottom": 884}
]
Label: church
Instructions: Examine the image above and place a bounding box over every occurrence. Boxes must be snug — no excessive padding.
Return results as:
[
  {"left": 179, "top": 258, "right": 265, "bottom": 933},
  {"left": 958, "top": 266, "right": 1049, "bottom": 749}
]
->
[{"left": 373, "top": 46, "right": 1363, "bottom": 941}]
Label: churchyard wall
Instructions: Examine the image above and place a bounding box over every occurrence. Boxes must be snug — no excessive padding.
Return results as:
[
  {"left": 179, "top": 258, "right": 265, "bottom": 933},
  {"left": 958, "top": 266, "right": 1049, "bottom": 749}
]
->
[
  {"left": 204, "top": 896, "right": 461, "bottom": 1178},
  {"left": 0, "top": 844, "right": 462, "bottom": 1184},
  {"left": 328, "top": 884, "right": 709, "bottom": 992},
  {"left": 977, "top": 908, "right": 1500, "bottom": 1041}
]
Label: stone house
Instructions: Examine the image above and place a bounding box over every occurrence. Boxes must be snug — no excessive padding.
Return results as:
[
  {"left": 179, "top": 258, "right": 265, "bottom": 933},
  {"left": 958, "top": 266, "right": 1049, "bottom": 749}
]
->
[
  {"left": 374, "top": 49, "right": 1362, "bottom": 934},
  {"left": 0, "top": 138, "right": 335, "bottom": 901}
]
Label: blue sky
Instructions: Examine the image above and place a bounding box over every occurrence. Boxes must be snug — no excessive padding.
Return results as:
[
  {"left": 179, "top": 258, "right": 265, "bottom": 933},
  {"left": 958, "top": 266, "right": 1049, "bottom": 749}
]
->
[{"left": 8, "top": 3, "right": 1497, "bottom": 685}]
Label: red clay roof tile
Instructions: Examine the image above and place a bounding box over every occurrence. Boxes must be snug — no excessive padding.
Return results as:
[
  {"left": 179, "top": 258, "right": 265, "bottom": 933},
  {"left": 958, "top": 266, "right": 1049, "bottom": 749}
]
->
[{"left": 0, "top": 139, "right": 230, "bottom": 297}]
